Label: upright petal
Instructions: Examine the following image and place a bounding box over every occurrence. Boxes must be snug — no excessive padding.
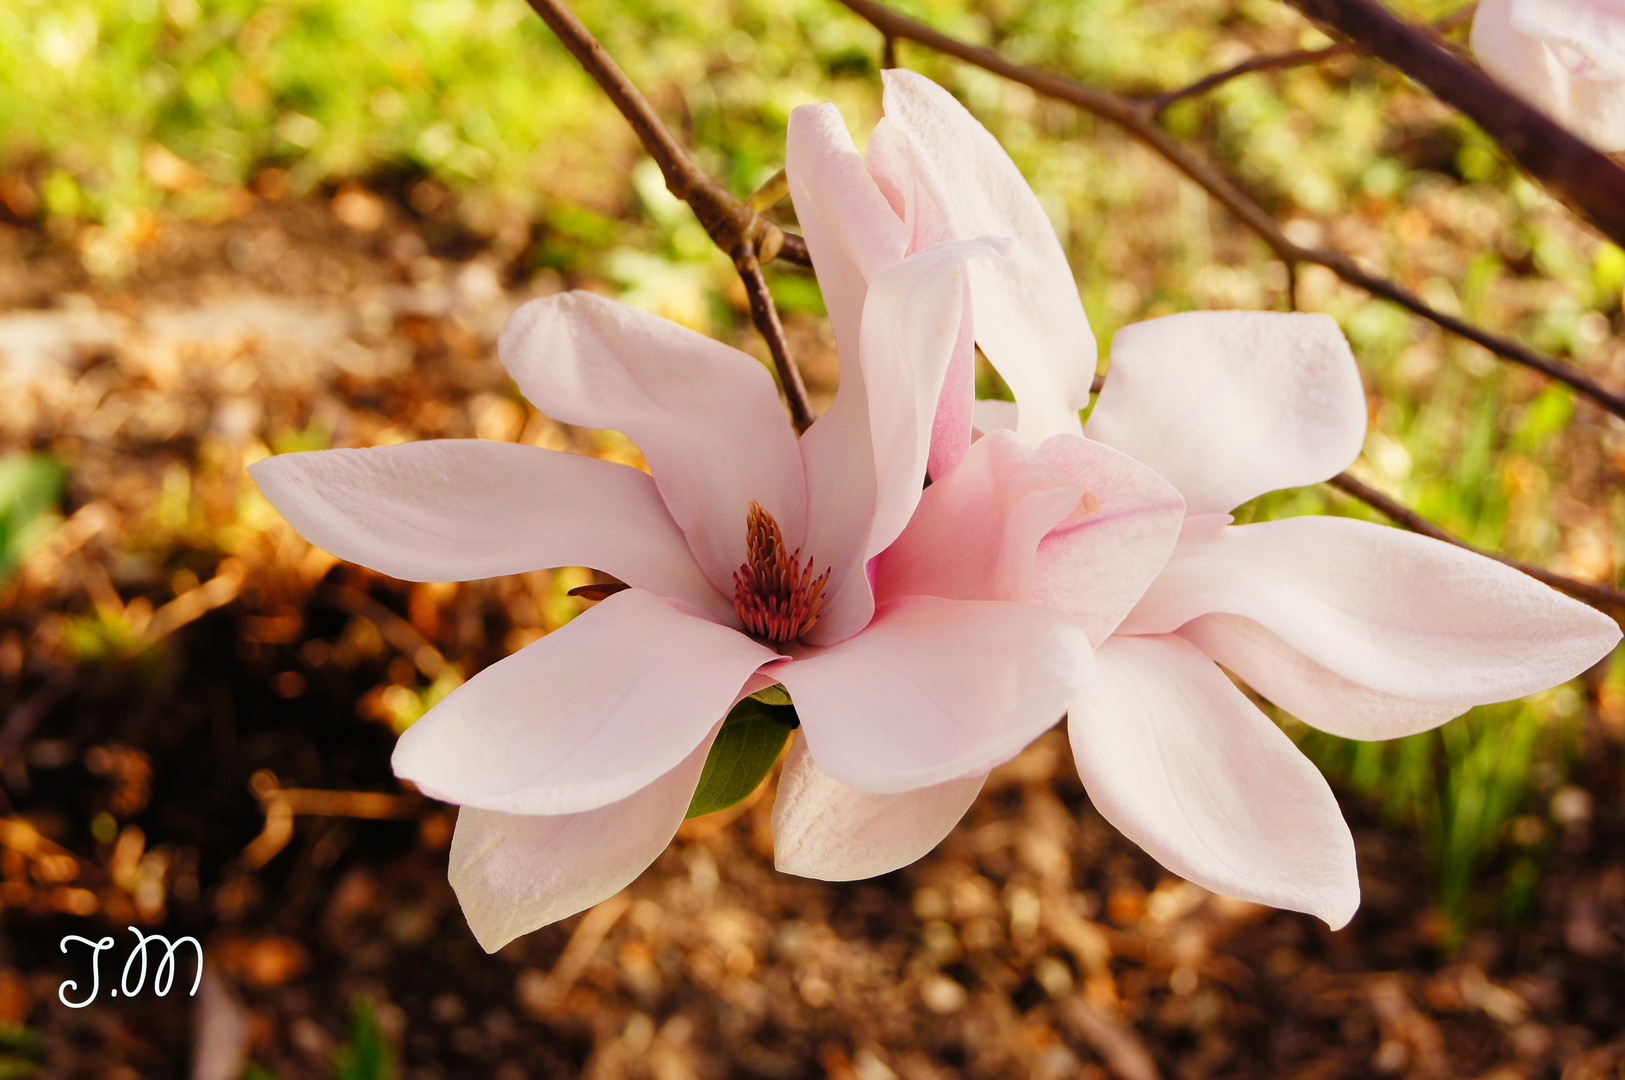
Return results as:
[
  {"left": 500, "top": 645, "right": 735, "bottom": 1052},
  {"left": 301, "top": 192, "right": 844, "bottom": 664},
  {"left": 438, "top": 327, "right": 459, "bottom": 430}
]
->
[
  {"left": 785, "top": 103, "right": 910, "bottom": 377},
  {"left": 1120, "top": 516, "right": 1622, "bottom": 716},
  {"left": 772, "top": 734, "right": 984, "bottom": 881},
  {"left": 865, "top": 118, "right": 977, "bottom": 479},
  {"left": 449, "top": 735, "right": 711, "bottom": 952},
  {"left": 1032, "top": 435, "right": 1187, "bottom": 646},
  {"left": 1070, "top": 634, "right": 1359, "bottom": 929},
  {"left": 499, "top": 291, "right": 807, "bottom": 593},
  {"left": 1179, "top": 613, "right": 1469, "bottom": 741},
  {"left": 250, "top": 440, "right": 730, "bottom": 622},
  {"left": 881, "top": 69, "right": 1096, "bottom": 445},
  {"left": 778, "top": 594, "right": 1093, "bottom": 793},
  {"left": 393, "top": 588, "right": 779, "bottom": 816},
  {"left": 801, "top": 238, "right": 1004, "bottom": 645},
  {"left": 875, "top": 430, "right": 1081, "bottom": 606},
  {"left": 1085, "top": 311, "right": 1366, "bottom": 516}
]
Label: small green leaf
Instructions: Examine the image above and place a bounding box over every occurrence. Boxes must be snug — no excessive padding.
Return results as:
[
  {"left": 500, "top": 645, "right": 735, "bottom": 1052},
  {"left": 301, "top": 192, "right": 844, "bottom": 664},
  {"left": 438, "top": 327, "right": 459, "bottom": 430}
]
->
[
  {"left": 685, "top": 698, "right": 797, "bottom": 819},
  {"left": 748, "top": 683, "right": 792, "bottom": 707}
]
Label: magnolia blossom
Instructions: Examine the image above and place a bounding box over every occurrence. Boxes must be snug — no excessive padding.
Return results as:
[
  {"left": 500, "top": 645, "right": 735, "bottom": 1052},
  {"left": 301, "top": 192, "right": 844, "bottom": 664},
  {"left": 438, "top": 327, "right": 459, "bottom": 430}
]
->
[
  {"left": 1473, "top": 0, "right": 1625, "bottom": 150},
  {"left": 249, "top": 229, "right": 1194, "bottom": 949},
  {"left": 783, "top": 70, "right": 1623, "bottom": 928}
]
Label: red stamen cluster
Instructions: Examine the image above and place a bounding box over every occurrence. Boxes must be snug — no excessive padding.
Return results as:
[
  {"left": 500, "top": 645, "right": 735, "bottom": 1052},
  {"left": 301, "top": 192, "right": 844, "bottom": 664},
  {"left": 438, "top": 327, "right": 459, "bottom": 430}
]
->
[{"left": 733, "top": 502, "right": 830, "bottom": 644}]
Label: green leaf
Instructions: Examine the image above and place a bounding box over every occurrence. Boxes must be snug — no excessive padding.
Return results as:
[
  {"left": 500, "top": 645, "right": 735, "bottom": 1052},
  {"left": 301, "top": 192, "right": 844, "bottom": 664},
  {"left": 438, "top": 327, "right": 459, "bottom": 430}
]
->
[
  {"left": 332, "top": 998, "right": 395, "bottom": 1080},
  {"left": 0, "top": 454, "right": 66, "bottom": 581},
  {"left": 685, "top": 697, "right": 797, "bottom": 819},
  {"left": 748, "top": 683, "right": 792, "bottom": 707}
]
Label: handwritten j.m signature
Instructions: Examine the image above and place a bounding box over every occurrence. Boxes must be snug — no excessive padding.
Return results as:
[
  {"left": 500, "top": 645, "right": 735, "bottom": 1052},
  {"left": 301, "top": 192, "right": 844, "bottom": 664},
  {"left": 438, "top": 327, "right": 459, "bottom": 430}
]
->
[{"left": 58, "top": 928, "right": 202, "bottom": 1008}]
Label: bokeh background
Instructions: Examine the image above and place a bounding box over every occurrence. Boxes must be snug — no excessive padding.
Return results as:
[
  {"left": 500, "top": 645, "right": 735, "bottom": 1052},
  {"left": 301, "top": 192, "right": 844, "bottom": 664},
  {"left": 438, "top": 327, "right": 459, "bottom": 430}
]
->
[{"left": 1, "top": 0, "right": 1623, "bottom": 1076}]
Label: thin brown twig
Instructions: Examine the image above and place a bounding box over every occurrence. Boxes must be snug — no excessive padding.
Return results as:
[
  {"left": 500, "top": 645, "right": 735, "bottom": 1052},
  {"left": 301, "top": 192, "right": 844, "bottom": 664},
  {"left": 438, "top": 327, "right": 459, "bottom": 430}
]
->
[
  {"left": 1328, "top": 472, "right": 1625, "bottom": 619},
  {"left": 1283, "top": 0, "right": 1625, "bottom": 250},
  {"left": 1146, "top": 43, "right": 1356, "bottom": 115},
  {"left": 521, "top": 0, "right": 815, "bottom": 425},
  {"left": 831, "top": 0, "right": 1625, "bottom": 421}
]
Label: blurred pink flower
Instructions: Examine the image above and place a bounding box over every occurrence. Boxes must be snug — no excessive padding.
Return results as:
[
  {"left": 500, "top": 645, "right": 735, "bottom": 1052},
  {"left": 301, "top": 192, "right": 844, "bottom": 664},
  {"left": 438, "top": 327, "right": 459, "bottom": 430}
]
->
[
  {"left": 784, "top": 70, "right": 1622, "bottom": 929},
  {"left": 250, "top": 235, "right": 1148, "bottom": 950},
  {"left": 1473, "top": 0, "right": 1625, "bottom": 150}
]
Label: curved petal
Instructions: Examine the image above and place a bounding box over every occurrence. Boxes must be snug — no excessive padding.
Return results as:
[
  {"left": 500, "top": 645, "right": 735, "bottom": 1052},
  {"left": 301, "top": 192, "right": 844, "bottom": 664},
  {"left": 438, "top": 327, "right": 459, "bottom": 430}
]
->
[
  {"left": 1085, "top": 311, "right": 1366, "bottom": 516},
  {"left": 1121, "top": 515, "right": 1622, "bottom": 706},
  {"left": 801, "top": 238, "right": 1004, "bottom": 645},
  {"left": 881, "top": 70, "right": 1096, "bottom": 445},
  {"left": 1178, "top": 613, "right": 1468, "bottom": 741},
  {"left": 972, "top": 398, "right": 1019, "bottom": 436},
  {"left": 1070, "top": 634, "right": 1359, "bottom": 929},
  {"left": 779, "top": 594, "right": 1093, "bottom": 793},
  {"left": 1510, "top": 0, "right": 1625, "bottom": 76},
  {"left": 449, "top": 733, "right": 711, "bottom": 952},
  {"left": 499, "top": 291, "right": 807, "bottom": 593},
  {"left": 865, "top": 118, "right": 977, "bottom": 480},
  {"left": 1032, "top": 435, "right": 1187, "bottom": 646},
  {"left": 1475, "top": 0, "right": 1625, "bottom": 150},
  {"left": 249, "top": 440, "right": 730, "bottom": 622},
  {"left": 875, "top": 429, "right": 1081, "bottom": 606},
  {"left": 785, "top": 103, "right": 909, "bottom": 380},
  {"left": 772, "top": 734, "right": 984, "bottom": 881},
  {"left": 393, "top": 588, "right": 778, "bottom": 815}
]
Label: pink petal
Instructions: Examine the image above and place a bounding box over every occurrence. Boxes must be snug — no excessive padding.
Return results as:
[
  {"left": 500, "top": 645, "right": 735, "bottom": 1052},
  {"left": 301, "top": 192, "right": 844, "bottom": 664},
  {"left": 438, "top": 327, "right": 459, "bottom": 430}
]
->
[
  {"left": 1085, "top": 311, "right": 1366, "bottom": 516},
  {"left": 772, "top": 734, "right": 984, "bottom": 880},
  {"left": 881, "top": 70, "right": 1096, "bottom": 445},
  {"left": 499, "top": 291, "right": 807, "bottom": 594},
  {"left": 1476, "top": 0, "right": 1625, "bottom": 150},
  {"left": 249, "top": 440, "right": 730, "bottom": 622},
  {"left": 785, "top": 103, "right": 909, "bottom": 380},
  {"left": 449, "top": 735, "right": 711, "bottom": 952},
  {"left": 801, "top": 238, "right": 1004, "bottom": 645},
  {"left": 875, "top": 429, "right": 1082, "bottom": 606},
  {"left": 865, "top": 118, "right": 977, "bottom": 479},
  {"left": 1071, "top": 634, "right": 1359, "bottom": 929},
  {"left": 1179, "top": 614, "right": 1469, "bottom": 740},
  {"left": 1121, "top": 516, "right": 1622, "bottom": 717},
  {"left": 1032, "top": 435, "right": 1188, "bottom": 646},
  {"left": 392, "top": 588, "right": 779, "bottom": 815},
  {"left": 778, "top": 594, "right": 1093, "bottom": 793}
]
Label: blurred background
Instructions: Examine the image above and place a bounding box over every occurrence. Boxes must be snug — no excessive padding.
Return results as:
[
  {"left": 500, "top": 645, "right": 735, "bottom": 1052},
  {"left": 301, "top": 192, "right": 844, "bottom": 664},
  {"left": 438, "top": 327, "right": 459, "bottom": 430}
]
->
[{"left": 1, "top": 0, "right": 1623, "bottom": 1076}]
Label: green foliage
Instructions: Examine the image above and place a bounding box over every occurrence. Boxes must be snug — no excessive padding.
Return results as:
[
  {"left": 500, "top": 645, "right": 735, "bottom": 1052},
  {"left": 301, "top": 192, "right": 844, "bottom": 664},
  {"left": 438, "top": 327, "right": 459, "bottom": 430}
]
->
[
  {"left": 686, "top": 695, "right": 797, "bottom": 819},
  {"left": 0, "top": 1025, "right": 44, "bottom": 1079},
  {"left": 332, "top": 998, "right": 395, "bottom": 1080},
  {"left": 0, "top": 453, "right": 66, "bottom": 582}
]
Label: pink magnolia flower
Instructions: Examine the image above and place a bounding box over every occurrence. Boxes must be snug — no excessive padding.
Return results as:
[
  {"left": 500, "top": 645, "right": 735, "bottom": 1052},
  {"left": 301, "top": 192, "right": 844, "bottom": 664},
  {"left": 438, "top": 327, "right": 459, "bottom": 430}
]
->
[
  {"left": 783, "top": 70, "right": 1622, "bottom": 928},
  {"left": 1473, "top": 0, "right": 1625, "bottom": 150},
  {"left": 249, "top": 233, "right": 1162, "bottom": 950}
]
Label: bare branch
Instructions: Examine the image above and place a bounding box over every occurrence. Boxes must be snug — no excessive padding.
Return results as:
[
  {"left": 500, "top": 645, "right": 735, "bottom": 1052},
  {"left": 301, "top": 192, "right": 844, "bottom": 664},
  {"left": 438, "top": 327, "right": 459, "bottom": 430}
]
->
[
  {"left": 1328, "top": 472, "right": 1625, "bottom": 618},
  {"left": 831, "top": 0, "right": 1625, "bottom": 420},
  {"left": 1146, "top": 44, "right": 1355, "bottom": 116},
  {"left": 522, "top": 0, "right": 815, "bottom": 424},
  {"left": 1283, "top": 0, "right": 1625, "bottom": 250}
]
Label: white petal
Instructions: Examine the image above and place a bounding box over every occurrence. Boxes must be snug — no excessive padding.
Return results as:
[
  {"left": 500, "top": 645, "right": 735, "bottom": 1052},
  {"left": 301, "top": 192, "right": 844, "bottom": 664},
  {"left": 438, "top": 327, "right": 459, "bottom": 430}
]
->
[
  {"left": 1032, "top": 435, "right": 1187, "bottom": 646},
  {"left": 882, "top": 70, "right": 1097, "bottom": 445},
  {"left": 972, "top": 398, "right": 1019, "bottom": 436},
  {"left": 1179, "top": 613, "right": 1468, "bottom": 741},
  {"left": 499, "top": 291, "right": 807, "bottom": 594},
  {"left": 1085, "top": 311, "right": 1366, "bottom": 516},
  {"left": 1070, "top": 634, "right": 1359, "bottom": 929},
  {"left": 785, "top": 103, "right": 910, "bottom": 383},
  {"left": 1475, "top": 0, "right": 1625, "bottom": 150},
  {"left": 1122, "top": 515, "right": 1622, "bottom": 708},
  {"left": 249, "top": 440, "right": 729, "bottom": 621},
  {"left": 779, "top": 594, "right": 1093, "bottom": 793},
  {"left": 772, "top": 734, "right": 983, "bottom": 880},
  {"left": 392, "top": 588, "right": 778, "bottom": 815},
  {"left": 449, "top": 735, "right": 710, "bottom": 952}
]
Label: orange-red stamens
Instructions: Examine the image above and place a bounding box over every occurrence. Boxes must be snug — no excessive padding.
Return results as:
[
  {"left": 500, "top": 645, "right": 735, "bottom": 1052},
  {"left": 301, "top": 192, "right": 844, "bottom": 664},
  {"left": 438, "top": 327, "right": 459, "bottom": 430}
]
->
[{"left": 732, "top": 502, "right": 830, "bottom": 644}]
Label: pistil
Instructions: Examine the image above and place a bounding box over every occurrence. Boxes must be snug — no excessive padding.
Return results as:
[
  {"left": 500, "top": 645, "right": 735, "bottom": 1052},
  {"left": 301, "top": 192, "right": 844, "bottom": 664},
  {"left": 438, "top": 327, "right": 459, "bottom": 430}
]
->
[{"left": 733, "top": 502, "right": 829, "bottom": 643}]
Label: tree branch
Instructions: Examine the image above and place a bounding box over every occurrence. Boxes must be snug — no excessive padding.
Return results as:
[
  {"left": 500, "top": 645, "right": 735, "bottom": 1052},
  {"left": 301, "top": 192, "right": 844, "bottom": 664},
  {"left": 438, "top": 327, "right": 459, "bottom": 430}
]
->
[
  {"left": 1282, "top": 0, "right": 1625, "bottom": 250},
  {"left": 831, "top": 0, "right": 1625, "bottom": 421},
  {"left": 1328, "top": 472, "right": 1625, "bottom": 618},
  {"left": 522, "top": 0, "right": 815, "bottom": 425},
  {"left": 1145, "top": 43, "right": 1355, "bottom": 116}
]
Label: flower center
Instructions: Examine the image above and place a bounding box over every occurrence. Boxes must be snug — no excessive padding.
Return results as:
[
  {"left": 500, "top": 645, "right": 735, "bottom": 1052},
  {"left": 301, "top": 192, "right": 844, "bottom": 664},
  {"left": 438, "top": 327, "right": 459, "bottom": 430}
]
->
[{"left": 732, "top": 502, "right": 830, "bottom": 644}]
